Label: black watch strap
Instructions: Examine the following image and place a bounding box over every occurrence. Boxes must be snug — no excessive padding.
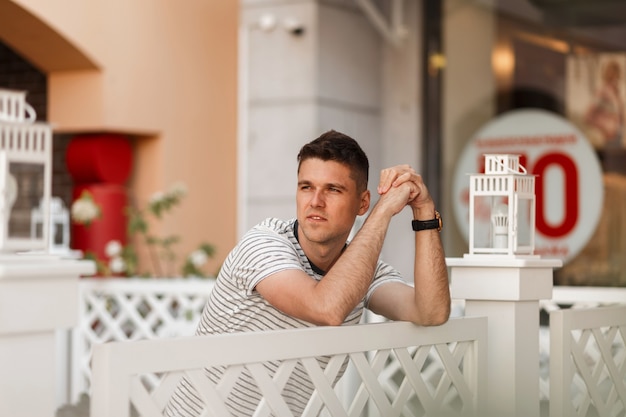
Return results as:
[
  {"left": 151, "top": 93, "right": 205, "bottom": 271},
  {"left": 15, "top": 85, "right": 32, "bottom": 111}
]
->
[{"left": 412, "top": 210, "right": 442, "bottom": 232}]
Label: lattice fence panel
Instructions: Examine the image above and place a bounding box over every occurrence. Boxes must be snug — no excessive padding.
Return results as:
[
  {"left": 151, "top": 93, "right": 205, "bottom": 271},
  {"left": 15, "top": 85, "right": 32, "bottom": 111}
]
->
[
  {"left": 70, "top": 278, "right": 215, "bottom": 403},
  {"left": 70, "top": 282, "right": 626, "bottom": 408},
  {"left": 345, "top": 342, "right": 476, "bottom": 417},
  {"left": 567, "top": 325, "right": 626, "bottom": 417},
  {"left": 550, "top": 305, "right": 626, "bottom": 417},
  {"left": 539, "top": 286, "right": 626, "bottom": 401},
  {"left": 90, "top": 319, "right": 487, "bottom": 417}
]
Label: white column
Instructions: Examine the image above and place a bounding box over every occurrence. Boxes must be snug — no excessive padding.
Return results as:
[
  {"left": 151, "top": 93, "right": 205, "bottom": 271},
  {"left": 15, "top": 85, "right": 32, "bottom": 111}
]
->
[
  {"left": 0, "top": 254, "right": 95, "bottom": 417},
  {"left": 448, "top": 257, "right": 561, "bottom": 417}
]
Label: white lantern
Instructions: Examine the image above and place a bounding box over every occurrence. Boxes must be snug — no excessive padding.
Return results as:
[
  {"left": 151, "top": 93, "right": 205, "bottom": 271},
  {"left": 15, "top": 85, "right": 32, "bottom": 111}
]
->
[
  {"left": 0, "top": 89, "right": 51, "bottom": 253},
  {"left": 31, "top": 197, "right": 70, "bottom": 254},
  {"left": 467, "top": 154, "right": 537, "bottom": 258}
]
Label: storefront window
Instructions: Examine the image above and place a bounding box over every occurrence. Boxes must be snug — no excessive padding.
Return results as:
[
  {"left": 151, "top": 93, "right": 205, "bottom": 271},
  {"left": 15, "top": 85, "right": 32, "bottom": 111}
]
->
[{"left": 444, "top": 0, "right": 626, "bottom": 286}]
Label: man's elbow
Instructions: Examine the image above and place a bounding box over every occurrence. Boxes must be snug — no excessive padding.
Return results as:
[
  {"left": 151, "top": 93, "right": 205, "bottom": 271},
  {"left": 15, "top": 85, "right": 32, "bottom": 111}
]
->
[
  {"left": 420, "top": 314, "right": 449, "bottom": 327},
  {"left": 309, "top": 309, "right": 349, "bottom": 327},
  {"left": 311, "top": 313, "right": 344, "bottom": 326},
  {"left": 414, "top": 302, "right": 451, "bottom": 327}
]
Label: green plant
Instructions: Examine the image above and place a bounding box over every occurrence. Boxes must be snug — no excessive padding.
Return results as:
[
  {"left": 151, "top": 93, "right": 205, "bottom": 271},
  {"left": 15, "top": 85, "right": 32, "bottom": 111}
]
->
[{"left": 73, "top": 182, "right": 216, "bottom": 278}]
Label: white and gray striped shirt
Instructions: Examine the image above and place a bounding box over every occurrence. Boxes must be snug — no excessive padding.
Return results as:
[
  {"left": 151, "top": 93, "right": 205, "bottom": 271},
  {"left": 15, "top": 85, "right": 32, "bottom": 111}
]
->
[{"left": 164, "top": 217, "right": 405, "bottom": 416}]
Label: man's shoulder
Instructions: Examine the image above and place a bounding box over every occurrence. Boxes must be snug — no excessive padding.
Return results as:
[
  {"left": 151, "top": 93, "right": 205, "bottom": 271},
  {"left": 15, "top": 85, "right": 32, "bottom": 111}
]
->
[
  {"left": 232, "top": 218, "right": 302, "bottom": 264},
  {"left": 254, "top": 217, "right": 296, "bottom": 234},
  {"left": 237, "top": 218, "right": 297, "bottom": 246}
]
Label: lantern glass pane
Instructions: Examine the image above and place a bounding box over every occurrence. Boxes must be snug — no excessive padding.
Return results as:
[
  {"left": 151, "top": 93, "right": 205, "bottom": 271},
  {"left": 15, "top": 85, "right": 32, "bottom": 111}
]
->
[
  {"left": 53, "top": 223, "right": 64, "bottom": 245},
  {"left": 516, "top": 198, "right": 532, "bottom": 248},
  {"left": 472, "top": 195, "right": 496, "bottom": 249},
  {"left": 8, "top": 161, "right": 45, "bottom": 240}
]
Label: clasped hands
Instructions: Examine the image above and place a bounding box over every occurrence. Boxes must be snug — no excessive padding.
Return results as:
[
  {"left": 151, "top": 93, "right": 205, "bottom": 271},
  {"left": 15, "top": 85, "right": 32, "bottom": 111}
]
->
[{"left": 375, "top": 165, "right": 435, "bottom": 219}]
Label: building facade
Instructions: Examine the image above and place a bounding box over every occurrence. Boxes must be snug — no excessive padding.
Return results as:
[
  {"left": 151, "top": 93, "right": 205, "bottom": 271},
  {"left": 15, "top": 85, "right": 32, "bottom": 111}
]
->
[{"left": 1, "top": 0, "right": 624, "bottom": 285}]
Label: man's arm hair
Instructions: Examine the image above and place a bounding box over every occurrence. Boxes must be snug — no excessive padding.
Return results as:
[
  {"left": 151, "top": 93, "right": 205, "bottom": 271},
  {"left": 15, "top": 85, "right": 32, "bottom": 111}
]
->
[{"left": 255, "top": 184, "right": 411, "bottom": 326}]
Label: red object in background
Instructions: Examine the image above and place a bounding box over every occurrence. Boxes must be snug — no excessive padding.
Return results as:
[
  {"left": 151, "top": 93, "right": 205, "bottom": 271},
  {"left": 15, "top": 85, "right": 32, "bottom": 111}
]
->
[
  {"left": 67, "top": 134, "right": 133, "bottom": 272},
  {"left": 71, "top": 183, "right": 128, "bottom": 263},
  {"left": 66, "top": 134, "right": 133, "bottom": 185}
]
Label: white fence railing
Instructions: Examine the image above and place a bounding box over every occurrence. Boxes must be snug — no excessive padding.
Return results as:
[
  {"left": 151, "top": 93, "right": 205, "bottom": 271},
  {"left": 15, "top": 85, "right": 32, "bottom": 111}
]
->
[
  {"left": 549, "top": 306, "right": 626, "bottom": 417},
  {"left": 538, "top": 286, "right": 626, "bottom": 402},
  {"left": 69, "top": 278, "right": 215, "bottom": 403},
  {"left": 64, "top": 280, "right": 626, "bottom": 416},
  {"left": 90, "top": 318, "right": 488, "bottom": 417}
]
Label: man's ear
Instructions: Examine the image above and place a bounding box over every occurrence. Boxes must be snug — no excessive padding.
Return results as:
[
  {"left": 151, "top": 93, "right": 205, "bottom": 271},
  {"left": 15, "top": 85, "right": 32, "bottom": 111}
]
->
[{"left": 358, "top": 190, "right": 370, "bottom": 216}]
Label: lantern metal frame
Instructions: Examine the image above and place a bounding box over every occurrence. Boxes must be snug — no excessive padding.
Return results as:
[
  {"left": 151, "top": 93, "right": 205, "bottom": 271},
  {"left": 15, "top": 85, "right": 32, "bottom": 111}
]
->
[
  {"left": 0, "top": 88, "right": 36, "bottom": 123},
  {"left": 0, "top": 123, "right": 52, "bottom": 252},
  {"left": 467, "top": 154, "right": 537, "bottom": 258}
]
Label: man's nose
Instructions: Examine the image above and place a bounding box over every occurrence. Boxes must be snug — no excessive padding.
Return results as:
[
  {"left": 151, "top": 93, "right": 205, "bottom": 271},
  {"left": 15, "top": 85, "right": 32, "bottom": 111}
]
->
[{"left": 310, "top": 190, "right": 325, "bottom": 207}]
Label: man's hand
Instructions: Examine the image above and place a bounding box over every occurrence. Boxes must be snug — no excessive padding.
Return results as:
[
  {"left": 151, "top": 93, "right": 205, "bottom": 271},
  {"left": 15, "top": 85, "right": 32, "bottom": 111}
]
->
[
  {"left": 377, "top": 165, "right": 435, "bottom": 219},
  {"left": 373, "top": 181, "right": 415, "bottom": 217}
]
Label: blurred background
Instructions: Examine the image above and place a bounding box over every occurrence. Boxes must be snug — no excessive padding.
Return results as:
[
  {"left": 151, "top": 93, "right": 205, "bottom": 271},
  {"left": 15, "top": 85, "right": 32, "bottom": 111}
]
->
[{"left": 1, "top": 0, "right": 625, "bottom": 286}]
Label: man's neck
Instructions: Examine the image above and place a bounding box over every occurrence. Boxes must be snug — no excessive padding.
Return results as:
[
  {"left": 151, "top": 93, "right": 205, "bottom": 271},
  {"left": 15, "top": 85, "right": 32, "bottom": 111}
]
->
[{"left": 293, "top": 220, "right": 347, "bottom": 275}]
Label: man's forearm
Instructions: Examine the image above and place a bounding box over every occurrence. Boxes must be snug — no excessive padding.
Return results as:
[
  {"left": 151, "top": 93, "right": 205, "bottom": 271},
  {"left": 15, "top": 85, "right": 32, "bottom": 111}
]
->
[
  {"left": 412, "top": 228, "right": 450, "bottom": 325},
  {"left": 314, "top": 205, "right": 393, "bottom": 324}
]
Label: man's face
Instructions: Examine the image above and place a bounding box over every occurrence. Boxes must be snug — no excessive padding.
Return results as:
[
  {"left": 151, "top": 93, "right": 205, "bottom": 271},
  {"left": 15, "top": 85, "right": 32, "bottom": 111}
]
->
[{"left": 296, "top": 158, "right": 370, "bottom": 247}]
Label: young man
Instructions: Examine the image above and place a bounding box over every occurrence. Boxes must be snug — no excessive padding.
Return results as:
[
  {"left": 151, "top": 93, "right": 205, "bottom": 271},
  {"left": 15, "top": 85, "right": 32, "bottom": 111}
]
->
[{"left": 165, "top": 130, "right": 450, "bottom": 416}]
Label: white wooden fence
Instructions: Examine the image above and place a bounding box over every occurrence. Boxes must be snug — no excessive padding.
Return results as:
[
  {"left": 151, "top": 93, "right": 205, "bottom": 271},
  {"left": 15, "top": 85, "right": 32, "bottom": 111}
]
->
[
  {"left": 539, "top": 287, "right": 626, "bottom": 403},
  {"left": 549, "top": 306, "right": 626, "bottom": 417},
  {"left": 68, "top": 278, "right": 214, "bottom": 403},
  {"left": 65, "top": 279, "right": 626, "bottom": 416},
  {"left": 90, "top": 318, "right": 488, "bottom": 417}
]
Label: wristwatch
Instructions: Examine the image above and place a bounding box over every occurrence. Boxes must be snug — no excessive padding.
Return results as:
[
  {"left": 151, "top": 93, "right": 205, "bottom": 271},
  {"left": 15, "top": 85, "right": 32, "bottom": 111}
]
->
[{"left": 412, "top": 210, "right": 442, "bottom": 232}]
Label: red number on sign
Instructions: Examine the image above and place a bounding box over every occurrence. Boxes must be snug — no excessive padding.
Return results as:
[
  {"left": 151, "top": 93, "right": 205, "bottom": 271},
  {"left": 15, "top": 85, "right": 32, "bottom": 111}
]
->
[{"left": 533, "top": 152, "right": 578, "bottom": 238}]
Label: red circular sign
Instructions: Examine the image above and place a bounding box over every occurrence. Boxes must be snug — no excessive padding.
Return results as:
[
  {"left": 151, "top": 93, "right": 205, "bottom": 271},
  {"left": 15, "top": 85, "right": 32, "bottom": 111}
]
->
[{"left": 452, "top": 109, "right": 604, "bottom": 264}]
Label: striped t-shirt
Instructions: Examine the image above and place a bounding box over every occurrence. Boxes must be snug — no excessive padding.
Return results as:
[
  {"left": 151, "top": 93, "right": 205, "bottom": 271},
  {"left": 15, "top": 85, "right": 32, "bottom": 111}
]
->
[{"left": 164, "top": 217, "right": 405, "bottom": 416}]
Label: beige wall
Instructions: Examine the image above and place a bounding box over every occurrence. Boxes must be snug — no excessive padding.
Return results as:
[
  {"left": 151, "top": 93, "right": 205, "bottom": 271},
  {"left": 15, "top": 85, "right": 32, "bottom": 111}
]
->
[{"left": 0, "top": 0, "right": 239, "bottom": 274}]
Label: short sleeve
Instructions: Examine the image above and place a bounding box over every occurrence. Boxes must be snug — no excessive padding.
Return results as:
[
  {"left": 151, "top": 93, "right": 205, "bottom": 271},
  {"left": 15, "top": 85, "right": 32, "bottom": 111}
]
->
[
  {"left": 364, "top": 260, "right": 407, "bottom": 306},
  {"left": 230, "top": 226, "right": 306, "bottom": 296}
]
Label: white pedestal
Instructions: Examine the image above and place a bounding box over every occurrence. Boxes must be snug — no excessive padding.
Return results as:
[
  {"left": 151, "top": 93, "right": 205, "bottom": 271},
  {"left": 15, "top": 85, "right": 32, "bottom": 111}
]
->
[
  {"left": 0, "top": 254, "right": 95, "bottom": 417},
  {"left": 447, "top": 256, "right": 562, "bottom": 417}
]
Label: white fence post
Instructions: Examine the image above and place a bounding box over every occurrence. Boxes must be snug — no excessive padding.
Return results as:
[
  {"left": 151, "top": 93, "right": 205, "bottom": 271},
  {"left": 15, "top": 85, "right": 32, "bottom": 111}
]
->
[
  {"left": 0, "top": 256, "right": 94, "bottom": 417},
  {"left": 448, "top": 257, "right": 562, "bottom": 417}
]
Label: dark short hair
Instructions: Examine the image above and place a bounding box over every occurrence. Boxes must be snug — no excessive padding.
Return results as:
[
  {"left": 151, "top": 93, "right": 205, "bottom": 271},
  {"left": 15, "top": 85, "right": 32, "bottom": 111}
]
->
[{"left": 297, "top": 130, "right": 369, "bottom": 192}]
